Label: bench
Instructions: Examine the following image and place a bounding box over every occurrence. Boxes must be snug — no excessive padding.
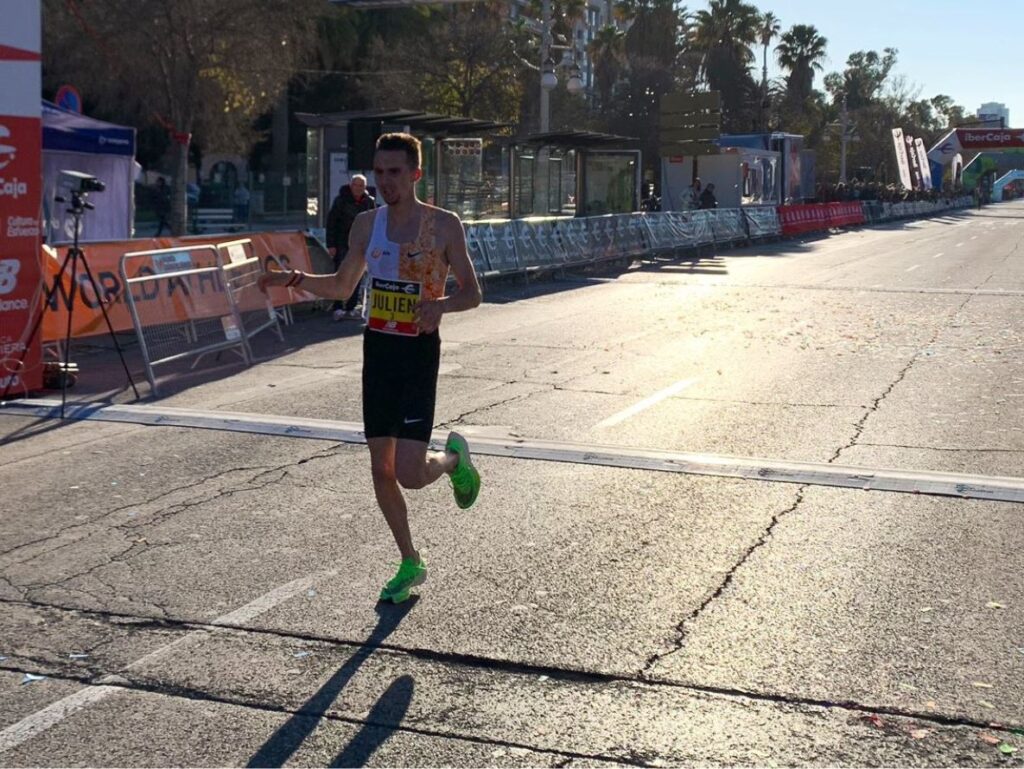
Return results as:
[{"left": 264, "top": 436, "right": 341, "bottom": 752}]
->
[{"left": 192, "top": 208, "right": 245, "bottom": 234}]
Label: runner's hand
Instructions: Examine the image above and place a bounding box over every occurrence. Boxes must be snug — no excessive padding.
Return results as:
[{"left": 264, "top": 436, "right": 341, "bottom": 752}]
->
[
  {"left": 413, "top": 299, "right": 443, "bottom": 333},
  {"left": 257, "top": 271, "right": 289, "bottom": 294}
]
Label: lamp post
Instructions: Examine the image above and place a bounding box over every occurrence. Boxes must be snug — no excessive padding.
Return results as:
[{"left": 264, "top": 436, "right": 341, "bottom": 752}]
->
[{"left": 538, "top": 0, "right": 583, "bottom": 134}]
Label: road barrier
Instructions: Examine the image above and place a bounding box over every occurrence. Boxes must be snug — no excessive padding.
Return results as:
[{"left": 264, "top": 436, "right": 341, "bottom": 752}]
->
[
  {"left": 39, "top": 196, "right": 972, "bottom": 346},
  {"left": 119, "top": 241, "right": 283, "bottom": 395}
]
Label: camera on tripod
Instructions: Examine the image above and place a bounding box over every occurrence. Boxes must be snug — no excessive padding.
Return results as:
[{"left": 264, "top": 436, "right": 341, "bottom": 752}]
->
[{"left": 56, "top": 170, "right": 106, "bottom": 213}]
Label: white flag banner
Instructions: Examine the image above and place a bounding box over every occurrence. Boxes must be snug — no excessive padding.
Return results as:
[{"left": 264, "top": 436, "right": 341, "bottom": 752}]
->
[
  {"left": 914, "top": 137, "right": 933, "bottom": 189},
  {"left": 892, "top": 128, "right": 913, "bottom": 189}
]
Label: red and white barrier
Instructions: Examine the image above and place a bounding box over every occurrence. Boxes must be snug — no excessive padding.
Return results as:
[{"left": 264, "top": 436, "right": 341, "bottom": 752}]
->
[{"left": 777, "top": 202, "right": 865, "bottom": 236}]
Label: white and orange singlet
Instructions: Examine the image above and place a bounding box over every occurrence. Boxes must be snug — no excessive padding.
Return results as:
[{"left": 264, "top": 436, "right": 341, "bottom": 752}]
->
[{"left": 364, "top": 205, "right": 449, "bottom": 336}]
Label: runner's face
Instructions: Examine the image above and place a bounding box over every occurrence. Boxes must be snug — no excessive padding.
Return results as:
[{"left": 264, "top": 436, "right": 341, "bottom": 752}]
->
[{"left": 373, "top": 150, "right": 419, "bottom": 205}]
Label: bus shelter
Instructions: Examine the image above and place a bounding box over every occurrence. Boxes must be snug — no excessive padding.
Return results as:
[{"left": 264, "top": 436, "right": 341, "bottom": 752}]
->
[
  {"left": 297, "top": 109, "right": 510, "bottom": 227},
  {"left": 511, "top": 131, "right": 641, "bottom": 219}
]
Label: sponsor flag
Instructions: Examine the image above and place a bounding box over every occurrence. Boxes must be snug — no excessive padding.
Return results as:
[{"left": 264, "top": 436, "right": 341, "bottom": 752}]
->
[
  {"left": 914, "top": 138, "right": 933, "bottom": 189},
  {"left": 892, "top": 128, "right": 913, "bottom": 190}
]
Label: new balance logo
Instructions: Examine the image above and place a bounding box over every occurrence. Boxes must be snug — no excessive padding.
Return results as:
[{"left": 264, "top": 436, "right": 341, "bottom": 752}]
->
[{"left": 0, "top": 259, "right": 20, "bottom": 295}]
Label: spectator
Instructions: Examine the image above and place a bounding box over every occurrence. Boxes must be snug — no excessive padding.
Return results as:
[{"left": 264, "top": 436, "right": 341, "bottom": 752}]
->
[
  {"left": 688, "top": 178, "right": 703, "bottom": 210},
  {"left": 233, "top": 182, "right": 250, "bottom": 223},
  {"left": 154, "top": 177, "right": 171, "bottom": 237},
  {"left": 699, "top": 182, "right": 718, "bottom": 210},
  {"left": 325, "top": 174, "right": 376, "bottom": 320}
]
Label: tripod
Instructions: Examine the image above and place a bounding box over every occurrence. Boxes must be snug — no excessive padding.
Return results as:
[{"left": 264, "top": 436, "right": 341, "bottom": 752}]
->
[{"left": 1, "top": 190, "right": 139, "bottom": 417}]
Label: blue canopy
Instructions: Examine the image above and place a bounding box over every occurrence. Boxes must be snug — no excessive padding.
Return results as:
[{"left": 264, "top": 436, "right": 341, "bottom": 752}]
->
[{"left": 42, "top": 100, "right": 135, "bottom": 157}]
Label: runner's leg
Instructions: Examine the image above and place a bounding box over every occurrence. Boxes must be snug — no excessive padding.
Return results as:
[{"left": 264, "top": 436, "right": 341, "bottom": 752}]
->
[
  {"left": 368, "top": 436, "right": 419, "bottom": 561},
  {"left": 394, "top": 438, "right": 456, "bottom": 490}
]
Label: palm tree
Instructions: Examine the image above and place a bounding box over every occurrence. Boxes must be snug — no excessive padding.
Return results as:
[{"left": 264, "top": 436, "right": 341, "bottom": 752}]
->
[
  {"left": 776, "top": 24, "right": 828, "bottom": 104},
  {"left": 587, "top": 24, "right": 626, "bottom": 114},
  {"left": 689, "top": 0, "right": 759, "bottom": 130},
  {"left": 690, "top": 0, "right": 760, "bottom": 82},
  {"left": 758, "top": 11, "right": 780, "bottom": 130}
]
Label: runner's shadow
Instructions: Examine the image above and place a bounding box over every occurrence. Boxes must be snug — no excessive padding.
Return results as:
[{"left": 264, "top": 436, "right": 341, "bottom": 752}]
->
[
  {"left": 329, "top": 675, "right": 414, "bottom": 768},
  {"left": 245, "top": 599, "right": 417, "bottom": 768}
]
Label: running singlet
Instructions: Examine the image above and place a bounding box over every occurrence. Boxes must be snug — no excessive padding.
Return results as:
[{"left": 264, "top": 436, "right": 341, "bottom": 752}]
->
[{"left": 364, "top": 205, "right": 449, "bottom": 336}]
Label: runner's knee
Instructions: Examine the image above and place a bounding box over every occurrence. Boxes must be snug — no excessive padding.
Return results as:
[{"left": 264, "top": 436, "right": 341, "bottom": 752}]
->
[
  {"left": 371, "top": 463, "right": 398, "bottom": 487},
  {"left": 395, "top": 462, "right": 427, "bottom": 490}
]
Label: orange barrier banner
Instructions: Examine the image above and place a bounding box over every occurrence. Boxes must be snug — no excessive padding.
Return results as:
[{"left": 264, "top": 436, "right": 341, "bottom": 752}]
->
[{"left": 41, "top": 231, "right": 315, "bottom": 341}]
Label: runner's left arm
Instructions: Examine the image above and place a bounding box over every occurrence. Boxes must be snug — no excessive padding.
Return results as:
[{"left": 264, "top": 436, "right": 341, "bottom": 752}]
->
[{"left": 414, "top": 213, "right": 482, "bottom": 332}]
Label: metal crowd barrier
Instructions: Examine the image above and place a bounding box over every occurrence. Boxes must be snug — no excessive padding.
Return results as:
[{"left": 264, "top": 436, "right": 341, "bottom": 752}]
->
[
  {"left": 458, "top": 197, "right": 970, "bottom": 280},
  {"left": 120, "top": 240, "right": 282, "bottom": 395},
  {"left": 744, "top": 206, "right": 780, "bottom": 238}
]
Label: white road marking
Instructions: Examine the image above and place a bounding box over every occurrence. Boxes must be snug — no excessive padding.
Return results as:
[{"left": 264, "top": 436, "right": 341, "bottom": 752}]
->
[
  {"left": 932, "top": 252, "right": 944, "bottom": 259},
  {"left": 905, "top": 264, "right": 920, "bottom": 273},
  {"left": 5, "top": 400, "right": 1024, "bottom": 504},
  {"left": 955, "top": 242, "right": 965, "bottom": 247},
  {"left": 0, "top": 570, "right": 334, "bottom": 755},
  {"left": 0, "top": 687, "right": 116, "bottom": 755},
  {"left": 595, "top": 378, "right": 699, "bottom": 428}
]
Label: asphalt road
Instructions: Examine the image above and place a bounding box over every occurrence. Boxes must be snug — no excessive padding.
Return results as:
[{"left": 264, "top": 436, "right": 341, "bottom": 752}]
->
[{"left": 1, "top": 203, "right": 1023, "bottom": 767}]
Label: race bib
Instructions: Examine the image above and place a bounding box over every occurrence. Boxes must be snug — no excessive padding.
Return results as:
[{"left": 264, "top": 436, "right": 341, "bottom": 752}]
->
[{"left": 368, "top": 277, "right": 421, "bottom": 336}]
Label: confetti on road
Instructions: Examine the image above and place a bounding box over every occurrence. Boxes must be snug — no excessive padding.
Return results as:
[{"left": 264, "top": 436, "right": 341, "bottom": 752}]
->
[{"left": 21, "top": 674, "right": 46, "bottom": 685}]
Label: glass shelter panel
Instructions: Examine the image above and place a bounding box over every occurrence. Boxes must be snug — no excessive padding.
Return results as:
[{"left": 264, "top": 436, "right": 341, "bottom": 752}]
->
[
  {"left": 583, "top": 152, "right": 637, "bottom": 215},
  {"left": 439, "top": 138, "right": 509, "bottom": 221}
]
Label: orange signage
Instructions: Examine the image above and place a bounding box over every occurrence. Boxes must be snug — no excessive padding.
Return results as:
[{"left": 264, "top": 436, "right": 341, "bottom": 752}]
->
[{"left": 41, "top": 231, "right": 316, "bottom": 341}]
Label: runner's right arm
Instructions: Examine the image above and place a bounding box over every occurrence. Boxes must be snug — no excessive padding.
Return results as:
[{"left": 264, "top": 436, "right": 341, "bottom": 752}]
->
[{"left": 259, "top": 211, "right": 370, "bottom": 298}]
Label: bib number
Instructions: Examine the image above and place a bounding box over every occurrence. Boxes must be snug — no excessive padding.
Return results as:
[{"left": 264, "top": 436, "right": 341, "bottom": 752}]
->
[{"left": 368, "top": 277, "right": 421, "bottom": 336}]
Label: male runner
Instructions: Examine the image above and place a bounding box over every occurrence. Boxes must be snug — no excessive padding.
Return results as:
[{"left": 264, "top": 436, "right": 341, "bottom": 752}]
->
[{"left": 260, "top": 132, "right": 482, "bottom": 603}]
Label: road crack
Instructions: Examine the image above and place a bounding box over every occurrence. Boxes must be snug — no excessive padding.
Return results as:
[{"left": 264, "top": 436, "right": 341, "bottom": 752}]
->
[{"left": 638, "top": 487, "right": 807, "bottom": 676}]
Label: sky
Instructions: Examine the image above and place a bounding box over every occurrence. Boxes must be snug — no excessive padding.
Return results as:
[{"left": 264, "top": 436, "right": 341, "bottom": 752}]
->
[{"left": 733, "top": 0, "right": 1023, "bottom": 125}]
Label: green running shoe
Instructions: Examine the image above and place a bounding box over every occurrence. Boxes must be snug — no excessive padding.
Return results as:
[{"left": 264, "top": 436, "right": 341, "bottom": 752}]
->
[
  {"left": 446, "top": 431, "right": 480, "bottom": 509},
  {"left": 379, "top": 557, "right": 427, "bottom": 604}
]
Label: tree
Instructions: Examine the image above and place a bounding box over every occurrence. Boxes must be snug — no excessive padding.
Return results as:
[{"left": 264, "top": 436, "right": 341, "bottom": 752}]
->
[
  {"left": 588, "top": 25, "right": 627, "bottom": 114},
  {"left": 690, "top": 0, "right": 761, "bottom": 131},
  {"left": 776, "top": 24, "right": 827, "bottom": 104},
  {"left": 363, "top": 4, "right": 527, "bottom": 122},
  {"left": 824, "top": 48, "right": 898, "bottom": 109},
  {"left": 610, "top": 0, "right": 693, "bottom": 181},
  {"left": 43, "top": 0, "right": 321, "bottom": 235},
  {"left": 758, "top": 11, "right": 780, "bottom": 131}
]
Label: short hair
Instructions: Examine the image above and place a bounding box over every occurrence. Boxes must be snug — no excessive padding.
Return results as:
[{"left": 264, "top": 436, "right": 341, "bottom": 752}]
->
[
  {"left": 376, "top": 132, "right": 421, "bottom": 170},
  {"left": 351, "top": 174, "right": 367, "bottom": 184}
]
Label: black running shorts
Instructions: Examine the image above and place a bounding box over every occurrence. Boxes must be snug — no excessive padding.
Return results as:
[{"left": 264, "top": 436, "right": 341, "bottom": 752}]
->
[{"left": 362, "top": 329, "right": 441, "bottom": 443}]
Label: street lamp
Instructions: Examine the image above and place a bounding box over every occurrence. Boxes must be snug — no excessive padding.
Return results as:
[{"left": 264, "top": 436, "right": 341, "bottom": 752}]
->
[{"left": 538, "top": 0, "right": 584, "bottom": 132}]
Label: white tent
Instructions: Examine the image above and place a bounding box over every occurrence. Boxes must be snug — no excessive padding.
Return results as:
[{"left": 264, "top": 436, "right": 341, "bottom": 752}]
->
[{"left": 42, "top": 100, "right": 137, "bottom": 243}]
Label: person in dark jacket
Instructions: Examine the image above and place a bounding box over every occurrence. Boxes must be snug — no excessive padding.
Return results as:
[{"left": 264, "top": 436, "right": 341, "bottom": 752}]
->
[
  {"left": 154, "top": 177, "right": 172, "bottom": 236},
  {"left": 699, "top": 183, "right": 718, "bottom": 210},
  {"left": 326, "top": 175, "right": 376, "bottom": 319}
]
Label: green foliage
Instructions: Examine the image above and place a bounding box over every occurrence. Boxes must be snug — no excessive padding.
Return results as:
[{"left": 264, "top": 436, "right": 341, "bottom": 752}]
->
[
  {"left": 776, "top": 24, "right": 827, "bottom": 104},
  {"left": 689, "top": 0, "right": 761, "bottom": 132},
  {"left": 362, "top": 4, "right": 527, "bottom": 123}
]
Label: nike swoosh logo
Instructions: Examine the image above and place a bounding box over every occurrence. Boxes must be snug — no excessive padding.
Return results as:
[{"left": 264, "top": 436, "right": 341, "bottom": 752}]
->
[
  {"left": 407, "top": 251, "right": 422, "bottom": 259},
  {"left": 403, "top": 417, "right": 424, "bottom": 425}
]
